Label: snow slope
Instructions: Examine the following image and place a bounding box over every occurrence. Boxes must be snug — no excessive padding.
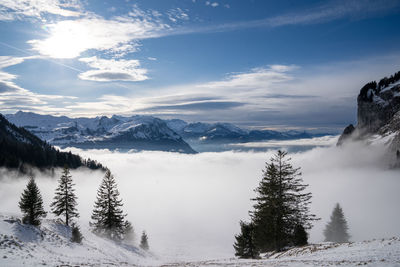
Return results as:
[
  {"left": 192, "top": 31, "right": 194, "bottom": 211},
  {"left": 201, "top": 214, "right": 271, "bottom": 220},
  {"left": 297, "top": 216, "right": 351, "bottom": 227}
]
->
[
  {"left": 1, "top": 212, "right": 399, "bottom": 267},
  {"left": 164, "top": 239, "right": 400, "bottom": 267},
  {"left": 0, "top": 214, "right": 159, "bottom": 266}
]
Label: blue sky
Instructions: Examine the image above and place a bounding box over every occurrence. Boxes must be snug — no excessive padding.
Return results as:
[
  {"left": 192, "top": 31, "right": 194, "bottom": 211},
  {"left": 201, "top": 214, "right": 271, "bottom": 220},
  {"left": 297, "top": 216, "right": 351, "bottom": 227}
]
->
[{"left": 0, "top": 0, "right": 400, "bottom": 130}]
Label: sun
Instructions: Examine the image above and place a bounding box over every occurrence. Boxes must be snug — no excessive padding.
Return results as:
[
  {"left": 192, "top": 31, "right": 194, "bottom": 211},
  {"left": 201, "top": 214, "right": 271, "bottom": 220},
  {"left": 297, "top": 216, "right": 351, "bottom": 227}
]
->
[{"left": 29, "top": 20, "right": 92, "bottom": 59}]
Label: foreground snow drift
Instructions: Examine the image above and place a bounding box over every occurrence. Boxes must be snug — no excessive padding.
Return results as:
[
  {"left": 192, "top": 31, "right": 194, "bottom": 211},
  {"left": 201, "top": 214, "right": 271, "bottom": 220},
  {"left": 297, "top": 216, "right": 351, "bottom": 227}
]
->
[
  {"left": 164, "top": 238, "right": 400, "bottom": 267},
  {"left": 0, "top": 214, "right": 159, "bottom": 266}
]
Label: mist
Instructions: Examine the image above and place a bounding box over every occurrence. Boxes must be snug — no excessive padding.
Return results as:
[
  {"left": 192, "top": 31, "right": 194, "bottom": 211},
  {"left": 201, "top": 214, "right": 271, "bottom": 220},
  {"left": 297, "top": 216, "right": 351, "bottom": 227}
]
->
[{"left": 0, "top": 139, "right": 399, "bottom": 261}]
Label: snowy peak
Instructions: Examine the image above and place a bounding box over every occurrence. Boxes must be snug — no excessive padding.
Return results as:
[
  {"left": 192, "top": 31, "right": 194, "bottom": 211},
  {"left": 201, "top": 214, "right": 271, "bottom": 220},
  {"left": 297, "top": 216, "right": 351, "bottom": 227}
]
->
[{"left": 5, "top": 111, "right": 196, "bottom": 154}]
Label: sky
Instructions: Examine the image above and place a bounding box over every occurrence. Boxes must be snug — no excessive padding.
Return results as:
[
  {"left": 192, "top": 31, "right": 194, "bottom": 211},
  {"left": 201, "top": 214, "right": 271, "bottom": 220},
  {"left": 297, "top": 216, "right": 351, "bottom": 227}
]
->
[{"left": 0, "top": 0, "right": 400, "bottom": 129}]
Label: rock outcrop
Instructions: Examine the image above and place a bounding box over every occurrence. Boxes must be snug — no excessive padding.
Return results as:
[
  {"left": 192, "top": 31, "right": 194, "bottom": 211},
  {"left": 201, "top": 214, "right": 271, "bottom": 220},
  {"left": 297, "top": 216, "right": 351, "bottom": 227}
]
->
[{"left": 338, "top": 71, "right": 400, "bottom": 164}]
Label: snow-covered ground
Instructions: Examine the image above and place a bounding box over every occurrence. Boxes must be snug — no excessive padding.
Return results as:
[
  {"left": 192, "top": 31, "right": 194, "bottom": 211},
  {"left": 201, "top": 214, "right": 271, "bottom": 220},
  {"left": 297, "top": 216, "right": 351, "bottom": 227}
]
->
[
  {"left": 163, "top": 238, "right": 400, "bottom": 267},
  {"left": 1, "top": 213, "right": 399, "bottom": 267},
  {"left": 0, "top": 214, "right": 159, "bottom": 266}
]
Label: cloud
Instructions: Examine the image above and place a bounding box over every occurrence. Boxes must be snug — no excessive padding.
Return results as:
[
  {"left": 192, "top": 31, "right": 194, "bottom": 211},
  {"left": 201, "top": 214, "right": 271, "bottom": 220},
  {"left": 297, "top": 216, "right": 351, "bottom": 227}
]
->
[
  {"left": 78, "top": 56, "right": 148, "bottom": 82},
  {"left": 175, "top": 0, "right": 400, "bottom": 35},
  {"left": 2, "top": 54, "right": 400, "bottom": 129},
  {"left": 230, "top": 135, "right": 339, "bottom": 149},
  {"left": 0, "top": 0, "right": 82, "bottom": 21},
  {"left": 267, "top": 0, "right": 400, "bottom": 27},
  {"left": 0, "top": 56, "right": 26, "bottom": 69},
  {"left": 0, "top": 140, "right": 399, "bottom": 260},
  {"left": 0, "top": 56, "right": 29, "bottom": 94},
  {"left": 138, "top": 100, "right": 245, "bottom": 112},
  {"left": 167, "top": 8, "right": 189, "bottom": 23},
  {"left": 28, "top": 14, "right": 169, "bottom": 59},
  {"left": 0, "top": 56, "right": 77, "bottom": 114},
  {"left": 201, "top": 65, "right": 297, "bottom": 90}
]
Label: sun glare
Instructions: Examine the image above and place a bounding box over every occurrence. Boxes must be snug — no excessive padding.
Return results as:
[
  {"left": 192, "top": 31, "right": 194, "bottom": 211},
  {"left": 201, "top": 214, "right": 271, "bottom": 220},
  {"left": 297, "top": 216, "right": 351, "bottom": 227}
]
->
[{"left": 31, "top": 21, "right": 91, "bottom": 59}]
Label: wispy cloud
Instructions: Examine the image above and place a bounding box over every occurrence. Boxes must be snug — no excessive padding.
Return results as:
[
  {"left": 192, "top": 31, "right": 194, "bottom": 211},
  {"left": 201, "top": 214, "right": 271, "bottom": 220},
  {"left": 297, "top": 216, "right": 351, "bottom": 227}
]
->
[
  {"left": 173, "top": 0, "right": 400, "bottom": 35},
  {"left": 167, "top": 7, "right": 189, "bottom": 23},
  {"left": 267, "top": 0, "right": 400, "bottom": 27},
  {"left": 0, "top": 56, "right": 76, "bottom": 114},
  {"left": 0, "top": 0, "right": 83, "bottom": 21},
  {"left": 138, "top": 100, "right": 246, "bottom": 112},
  {"left": 201, "top": 65, "right": 297, "bottom": 90},
  {"left": 78, "top": 56, "right": 148, "bottom": 82}
]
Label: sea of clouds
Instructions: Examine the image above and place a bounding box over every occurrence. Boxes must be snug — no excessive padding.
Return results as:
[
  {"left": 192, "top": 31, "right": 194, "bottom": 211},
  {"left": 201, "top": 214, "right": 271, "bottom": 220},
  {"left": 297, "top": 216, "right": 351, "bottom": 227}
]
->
[{"left": 0, "top": 137, "right": 399, "bottom": 261}]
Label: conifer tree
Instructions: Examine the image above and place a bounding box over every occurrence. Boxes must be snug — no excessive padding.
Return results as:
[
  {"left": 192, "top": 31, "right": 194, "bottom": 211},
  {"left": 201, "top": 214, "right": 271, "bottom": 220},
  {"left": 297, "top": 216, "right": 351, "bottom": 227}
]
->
[
  {"left": 250, "top": 150, "right": 317, "bottom": 252},
  {"left": 91, "top": 169, "right": 126, "bottom": 240},
  {"left": 140, "top": 231, "right": 149, "bottom": 250},
  {"left": 50, "top": 166, "right": 79, "bottom": 226},
  {"left": 71, "top": 224, "right": 83, "bottom": 243},
  {"left": 323, "top": 203, "right": 350, "bottom": 243},
  {"left": 19, "top": 177, "right": 47, "bottom": 226},
  {"left": 233, "top": 221, "right": 259, "bottom": 259}
]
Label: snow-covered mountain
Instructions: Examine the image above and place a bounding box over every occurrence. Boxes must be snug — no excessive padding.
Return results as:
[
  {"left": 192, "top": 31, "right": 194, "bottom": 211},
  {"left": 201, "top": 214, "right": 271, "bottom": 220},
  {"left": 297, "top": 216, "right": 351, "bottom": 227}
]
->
[
  {"left": 6, "top": 111, "right": 327, "bottom": 153},
  {"left": 1, "top": 214, "right": 399, "bottom": 266},
  {"left": 6, "top": 111, "right": 196, "bottom": 154}
]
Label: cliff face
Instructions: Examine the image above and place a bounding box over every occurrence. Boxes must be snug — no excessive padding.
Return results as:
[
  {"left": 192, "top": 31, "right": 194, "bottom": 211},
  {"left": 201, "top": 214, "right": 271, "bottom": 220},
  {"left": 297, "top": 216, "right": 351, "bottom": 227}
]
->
[
  {"left": 356, "top": 77, "right": 400, "bottom": 134},
  {"left": 338, "top": 71, "right": 400, "bottom": 158}
]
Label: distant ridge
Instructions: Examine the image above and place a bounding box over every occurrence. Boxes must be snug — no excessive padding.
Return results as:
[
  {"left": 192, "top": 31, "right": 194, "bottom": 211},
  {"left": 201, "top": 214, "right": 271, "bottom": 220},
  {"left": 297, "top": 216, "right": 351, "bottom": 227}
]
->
[{"left": 5, "top": 111, "right": 330, "bottom": 153}]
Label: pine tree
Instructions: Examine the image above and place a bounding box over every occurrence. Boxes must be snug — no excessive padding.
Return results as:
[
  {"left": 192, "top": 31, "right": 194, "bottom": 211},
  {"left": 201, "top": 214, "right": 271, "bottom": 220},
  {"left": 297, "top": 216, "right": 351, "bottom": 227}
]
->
[
  {"left": 250, "top": 150, "right": 317, "bottom": 252},
  {"left": 233, "top": 221, "right": 259, "bottom": 259},
  {"left": 71, "top": 224, "right": 83, "bottom": 243},
  {"left": 19, "top": 177, "right": 47, "bottom": 226},
  {"left": 91, "top": 169, "right": 126, "bottom": 240},
  {"left": 140, "top": 231, "right": 149, "bottom": 250},
  {"left": 323, "top": 203, "right": 350, "bottom": 243},
  {"left": 50, "top": 166, "right": 79, "bottom": 226}
]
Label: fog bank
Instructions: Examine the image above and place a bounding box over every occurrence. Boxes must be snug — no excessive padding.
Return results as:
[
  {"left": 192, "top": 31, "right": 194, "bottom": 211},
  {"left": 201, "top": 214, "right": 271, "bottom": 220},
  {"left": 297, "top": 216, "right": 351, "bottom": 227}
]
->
[{"left": 0, "top": 139, "right": 399, "bottom": 261}]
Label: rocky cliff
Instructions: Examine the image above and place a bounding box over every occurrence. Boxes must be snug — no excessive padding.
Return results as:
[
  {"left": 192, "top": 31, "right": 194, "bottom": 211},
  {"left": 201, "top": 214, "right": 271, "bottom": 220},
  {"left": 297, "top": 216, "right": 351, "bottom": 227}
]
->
[{"left": 338, "top": 71, "right": 400, "bottom": 163}]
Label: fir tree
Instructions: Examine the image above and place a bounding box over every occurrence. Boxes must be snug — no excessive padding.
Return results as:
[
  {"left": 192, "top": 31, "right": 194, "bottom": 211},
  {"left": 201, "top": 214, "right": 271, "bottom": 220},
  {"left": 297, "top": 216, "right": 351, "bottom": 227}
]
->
[
  {"left": 233, "top": 221, "right": 259, "bottom": 259},
  {"left": 140, "top": 231, "right": 149, "bottom": 250},
  {"left": 91, "top": 169, "right": 126, "bottom": 240},
  {"left": 71, "top": 224, "right": 83, "bottom": 243},
  {"left": 250, "top": 150, "right": 317, "bottom": 252},
  {"left": 50, "top": 166, "right": 79, "bottom": 226},
  {"left": 323, "top": 203, "right": 350, "bottom": 243},
  {"left": 19, "top": 177, "right": 47, "bottom": 226}
]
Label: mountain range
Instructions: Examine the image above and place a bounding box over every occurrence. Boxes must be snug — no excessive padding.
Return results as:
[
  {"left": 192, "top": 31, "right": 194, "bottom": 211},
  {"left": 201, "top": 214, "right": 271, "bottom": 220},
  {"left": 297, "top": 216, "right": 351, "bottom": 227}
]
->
[{"left": 5, "top": 112, "right": 326, "bottom": 153}]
